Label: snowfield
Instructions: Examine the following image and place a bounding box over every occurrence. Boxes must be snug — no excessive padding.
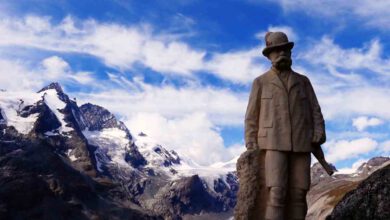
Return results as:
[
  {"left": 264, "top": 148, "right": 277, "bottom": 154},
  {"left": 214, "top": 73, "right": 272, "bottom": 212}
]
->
[{"left": 0, "top": 91, "right": 41, "bottom": 134}]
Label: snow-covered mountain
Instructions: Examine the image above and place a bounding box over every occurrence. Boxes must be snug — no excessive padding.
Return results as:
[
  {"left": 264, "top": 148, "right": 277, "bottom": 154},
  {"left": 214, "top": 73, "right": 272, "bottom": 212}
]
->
[{"left": 0, "top": 82, "right": 238, "bottom": 219}]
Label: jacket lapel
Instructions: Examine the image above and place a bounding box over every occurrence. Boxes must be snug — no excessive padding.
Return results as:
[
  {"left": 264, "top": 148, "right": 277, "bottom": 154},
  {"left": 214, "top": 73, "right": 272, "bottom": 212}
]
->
[
  {"left": 269, "top": 69, "right": 285, "bottom": 90},
  {"left": 287, "top": 72, "right": 300, "bottom": 92}
]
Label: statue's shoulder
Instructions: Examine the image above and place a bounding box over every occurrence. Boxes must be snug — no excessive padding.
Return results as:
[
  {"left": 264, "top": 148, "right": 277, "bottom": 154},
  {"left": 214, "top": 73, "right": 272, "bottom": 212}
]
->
[
  {"left": 254, "top": 70, "right": 273, "bottom": 84},
  {"left": 292, "top": 70, "right": 311, "bottom": 83}
]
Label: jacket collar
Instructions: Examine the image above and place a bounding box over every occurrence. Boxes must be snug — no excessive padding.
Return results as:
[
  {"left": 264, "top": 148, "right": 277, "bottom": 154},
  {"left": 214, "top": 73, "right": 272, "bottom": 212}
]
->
[{"left": 269, "top": 67, "right": 300, "bottom": 92}]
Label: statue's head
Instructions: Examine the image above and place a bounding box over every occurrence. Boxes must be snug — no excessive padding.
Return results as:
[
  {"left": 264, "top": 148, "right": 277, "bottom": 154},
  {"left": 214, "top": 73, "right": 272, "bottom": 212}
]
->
[{"left": 262, "top": 32, "right": 294, "bottom": 70}]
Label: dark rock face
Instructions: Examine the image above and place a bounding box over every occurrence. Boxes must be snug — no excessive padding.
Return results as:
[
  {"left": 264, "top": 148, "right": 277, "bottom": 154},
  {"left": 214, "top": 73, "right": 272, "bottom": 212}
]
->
[
  {"left": 80, "top": 103, "right": 146, "bottom": 168},
  {"left": 80, "top": 103, "right": 130, "bottom": 137},
  {"left": 38, "top": 82, "right": 87, "bottom": 131},
  {"left": 148, "top": 175, "right": 226, "bottom": 219},
  {"left": 356, "top": 157, "right": 390, "bottom": 176},
  {"left": 38, "top": 82, "right": 64, "bottom": 94},
  {"left": 327, "top": 164, "right": 390, "bottom": 220},
  {"left": 214, "top": 173, "right": 238, "bottom": 209},
  {"left": 32, "top": 102, "right": 62, "bottom": 135},
  {"left": 153, "top": 145, "right": 181, "bottom": 167},
  {"left": 0, "top": 109, "right": 4, "bottom": 123},
  {"left": 311, "top": 162, "right": 336, "bottom": 186},
  {"left": 124, "top": 143, "right": 148, "bottom": 168},
  {"left": 0, "top": 139, "right": 159, "bottom": 220}
]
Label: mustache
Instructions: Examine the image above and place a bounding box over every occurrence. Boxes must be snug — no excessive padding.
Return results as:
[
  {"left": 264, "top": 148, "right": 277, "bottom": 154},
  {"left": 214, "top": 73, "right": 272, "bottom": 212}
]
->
[
  {"left": 272, "top": 56, "right": 292, "bottom": 69},
  {"left": 272, "top": 56, "right": 291, "bottom": 65}
]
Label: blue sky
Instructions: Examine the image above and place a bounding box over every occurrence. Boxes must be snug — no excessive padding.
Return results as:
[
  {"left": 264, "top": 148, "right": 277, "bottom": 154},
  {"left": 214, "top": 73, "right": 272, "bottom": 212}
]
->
[{"left": 0, "top": 0, "right": 390, "bottom": 171}]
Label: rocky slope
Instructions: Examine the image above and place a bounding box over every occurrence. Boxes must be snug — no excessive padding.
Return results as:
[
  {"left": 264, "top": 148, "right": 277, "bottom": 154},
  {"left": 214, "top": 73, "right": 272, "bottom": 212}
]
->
[
  {"left": 0, "top": 139, "right": 158, "bottom": 220},
  {"left": 0, "top": 83, "right": 238, "bottom": 219},
  {"left": 307, "top": 157, "right": 390, "bottom": 220},
  {"left": 327, "top": 163, "right": 390, "bottom": 220}
]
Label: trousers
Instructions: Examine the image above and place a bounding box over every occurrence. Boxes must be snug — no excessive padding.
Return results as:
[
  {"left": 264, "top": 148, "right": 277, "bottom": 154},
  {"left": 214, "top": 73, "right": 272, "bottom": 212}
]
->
[{"left": 264, "top": 150, "right": 311, "bottom": 220}]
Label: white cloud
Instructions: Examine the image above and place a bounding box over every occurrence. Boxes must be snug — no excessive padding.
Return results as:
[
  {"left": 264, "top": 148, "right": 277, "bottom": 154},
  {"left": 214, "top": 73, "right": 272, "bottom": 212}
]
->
[
  {"left": 226, "top": 143, "right": 246, "bottom": 159},
  {"left": 0, "top": 56, "right": 94, "bottom": 92},
  {"left": 41, "top": 56, "right": 95, "bottom": 84},
  {"left": 352, "top": 116, "right": 384, "bottom": 131},
  {"left": 74, "top": 77, "right": 247, "bottom": 126},
  {"left": 255, "top": 25, "right": 298, "bottom": 42},
  {"left": 142, "top": 40, "right": 205, "bottom": 75},
  {"left": 318, "top": 86, "right": 390, "bottom": 121},
  {"left": 264, "top": 0, "right": 390, "bottom": 29},
  {"left": 299, "top": 37, "right": 390, "bottom": 76},
  {"left": 0, "top": 15, "right": 278, "bottom": 84},
  {"left": 0, "top": 15, "right": 206, "bottom": 76},
  {"left": 42, "top": 56, "right": 70, "bottom": 79},
  {"left": 0, "top": 59, "right": 43, "bottom": 91},
  {"left": 206, "top": 48, "right": 268, "bottom": 83},
  {"left": 324, "top": 138, "right": 378, "bottom": 163},
  {"left": 379, "top": 140, "right": 390, "bottom": 154},
  {"left": 126, "top": 112, "right": 243, "bottom": 165},
  {"left": 291, "top": 37, "right": 390, "bottom": 122}
]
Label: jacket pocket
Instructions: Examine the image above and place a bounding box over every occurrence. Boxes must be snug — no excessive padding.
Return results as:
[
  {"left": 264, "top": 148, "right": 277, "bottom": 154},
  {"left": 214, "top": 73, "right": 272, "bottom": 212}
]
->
[
  {"left": 260, "top": 88, "right": 273, "bottom": 128},
  {"left": 258, "top": 129, "right": 267, "bottom": 137},
  {"left": 298, "top": 87, "right": 310, "bottom": 124}
]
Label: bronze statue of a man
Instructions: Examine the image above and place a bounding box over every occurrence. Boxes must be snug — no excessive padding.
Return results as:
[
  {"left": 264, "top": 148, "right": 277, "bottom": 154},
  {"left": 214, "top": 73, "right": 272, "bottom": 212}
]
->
[{"left": 244, "top": 32, "right": 326, "bottom": 220}]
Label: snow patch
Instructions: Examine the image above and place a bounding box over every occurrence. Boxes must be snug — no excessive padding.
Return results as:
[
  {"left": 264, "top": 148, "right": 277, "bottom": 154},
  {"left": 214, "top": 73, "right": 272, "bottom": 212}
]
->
[
  {"left": 39, "top": 89, "right": 73, "bottom": 134},
  {"left": 172, "top": 160, "right": 235, "bottom": 193},
  {"left": 66, "top": 149, "right": 77, "bottom": 162},
  {"left": 94, "top": 150, "right": 105, "bottom": 172},
  {"left": 44, "top": 131, "right": 58, "bottom": 136},
  {"left": 0, "top": 91, "right": 41, "bottom": 134},
  {"left": 135, "top": 133, "right": 236, "bottom": 193},
  {"left": 83, "top": 128, "right": 132, "bottom": 169},
  {"left": 135, "top": 134, "right": 178, "bottom": 169}
]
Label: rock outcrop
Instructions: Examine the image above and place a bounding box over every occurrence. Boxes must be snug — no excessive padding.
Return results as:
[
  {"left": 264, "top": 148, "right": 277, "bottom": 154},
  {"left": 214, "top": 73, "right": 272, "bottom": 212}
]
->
[
  {"left": 234, "top": 149, "right": 266, "bottom": 220},
  {"left": 327, "top": 164, "right": 390, "bottom": 220},
  {"left": 307, "top": 157, "right": 390, "bottom": 220}
]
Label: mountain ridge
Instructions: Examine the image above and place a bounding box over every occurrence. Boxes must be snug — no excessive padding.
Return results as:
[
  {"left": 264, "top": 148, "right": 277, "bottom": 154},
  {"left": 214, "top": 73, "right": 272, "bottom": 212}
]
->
[{"left": 0, "top": 82, "right": 238, "bottom": 219}]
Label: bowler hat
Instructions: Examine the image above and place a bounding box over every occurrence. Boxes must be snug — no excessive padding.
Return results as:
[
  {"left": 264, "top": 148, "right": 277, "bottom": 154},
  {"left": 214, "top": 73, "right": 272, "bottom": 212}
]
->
[{"left": 262, "top": 32, "right": 294, "bottom": 57}]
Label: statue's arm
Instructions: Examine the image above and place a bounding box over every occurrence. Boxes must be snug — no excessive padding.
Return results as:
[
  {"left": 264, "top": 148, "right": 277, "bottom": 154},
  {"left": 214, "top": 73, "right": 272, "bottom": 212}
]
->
[
  {"left": 305, "top": 77, "right": 326, "bottom": 145},
  {"left": 245, "top": 78, "right": 261, "bottom": 150}
]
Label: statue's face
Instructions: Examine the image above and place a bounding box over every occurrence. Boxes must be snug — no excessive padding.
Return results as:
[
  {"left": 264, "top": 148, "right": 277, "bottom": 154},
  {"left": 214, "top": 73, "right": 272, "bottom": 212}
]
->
[{"left": 268, "top": 47, "right": 292, "bottom": 70}]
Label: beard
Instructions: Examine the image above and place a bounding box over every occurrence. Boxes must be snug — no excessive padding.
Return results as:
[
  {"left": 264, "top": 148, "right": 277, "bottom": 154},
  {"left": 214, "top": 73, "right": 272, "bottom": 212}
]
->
[{"left": 272, "top": 56, "right": 292, "bottom": 70}]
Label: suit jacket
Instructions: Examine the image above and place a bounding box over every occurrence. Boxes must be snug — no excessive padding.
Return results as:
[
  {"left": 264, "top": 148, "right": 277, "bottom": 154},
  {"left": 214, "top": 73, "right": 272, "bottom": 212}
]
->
[{"left": 245, "top": 68, "right": 325, "bottom": 152}]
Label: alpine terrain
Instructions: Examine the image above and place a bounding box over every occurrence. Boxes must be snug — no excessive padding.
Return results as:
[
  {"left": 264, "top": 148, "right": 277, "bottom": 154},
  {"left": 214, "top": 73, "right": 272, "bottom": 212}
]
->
[
  {"left": 0, "top": 83, "right": 238, "bottom": 220},
  {"left": 0, "top": 82, "right": 389, "bottom": 220}
]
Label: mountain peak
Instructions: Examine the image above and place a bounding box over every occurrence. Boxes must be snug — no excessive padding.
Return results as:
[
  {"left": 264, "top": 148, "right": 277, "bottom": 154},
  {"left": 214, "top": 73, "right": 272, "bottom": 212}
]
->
[
  {"left": 38, "top": 82, "right": 64, "bottom": 94},
  {"left": 79, "top": 103, "right": 131, "bottom": 137},
  {"left": 357, "top": 156, "right": 390, "bottom": 174},
  {"left": 366, "top": 156, "right": 390, "bottom": 166}
]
